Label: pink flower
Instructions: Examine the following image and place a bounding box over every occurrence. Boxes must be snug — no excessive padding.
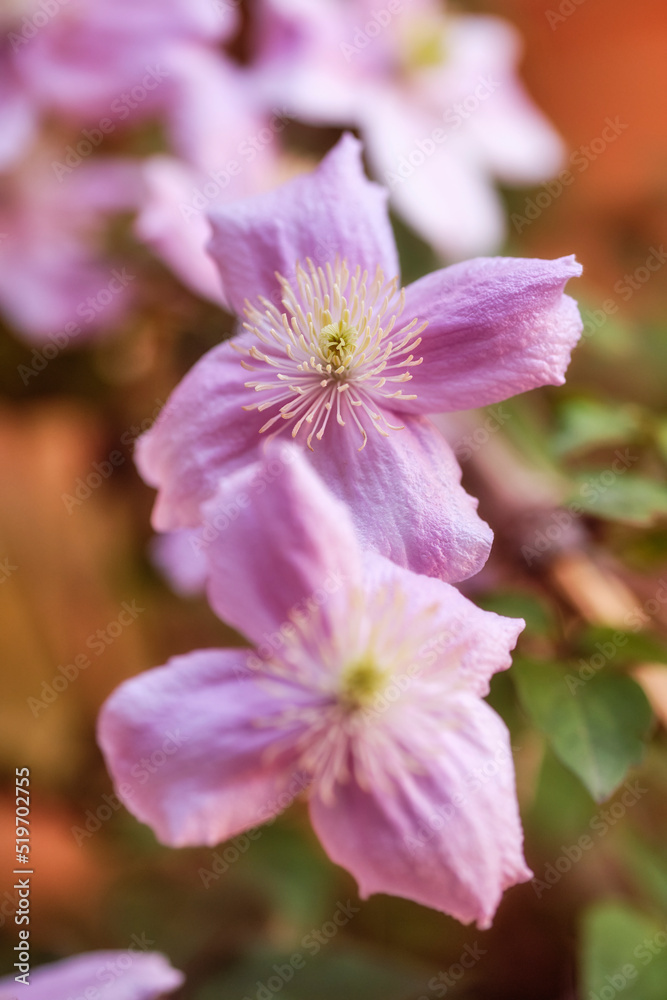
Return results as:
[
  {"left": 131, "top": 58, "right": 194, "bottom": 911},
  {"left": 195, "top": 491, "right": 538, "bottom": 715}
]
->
[
  {"left": 134, "top": 101, "right": 286, "bottom": 305},
  {"left": 137, "top": 134, "right": 582, "bottom": 581},
  {"left": 5, "top": 0, "right": 241, "bottom": 171},
  {"left": 99, "top": 447, "right": 530, "bottom": 927},
  {"left": 254, "top": 0, "right": 564, "bottom": 258},
  {"left": 0, "top": 146, "right": 140, "bottom": 344},
  {"left": 0, "top": 950, "right": 183, "bottom": 1000}
]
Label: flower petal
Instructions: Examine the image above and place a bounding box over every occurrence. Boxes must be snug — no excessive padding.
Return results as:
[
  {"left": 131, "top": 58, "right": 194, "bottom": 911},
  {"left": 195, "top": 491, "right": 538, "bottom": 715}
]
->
[
  {"left": 204, "top": 445, "right": 361, "bottom": 645},
  {"left": 135, "top": 336, "right": 265, "bottom": 531},
  {"left": 362, "top": 551, "right": 524, "bottom": 696},
  {"left": 396, "top": 255, "right": 583, "bottom": 414},
  {"left": 361, "top": 89, "right": 508, "bottom": 259},
  {"left": 310, "top": 696, "right": 531, "bottom": 927},
  {"left": 135, "top": 156, "right": 227, "bottom": 305},
  {"left": 98, "top": 649, "right": 315, "bottom": 847},
  {"left": 149, "top": 529, "right": 209, "bottom": 597},
  {"left": 206, "top": 133, "right": 399, "bottom": 315},
  {"left": 0, "top": 951, "right": 183, "bottom": 1000},
  {"left": 308, "top": 414, "right": 493, "bottom": 582}
]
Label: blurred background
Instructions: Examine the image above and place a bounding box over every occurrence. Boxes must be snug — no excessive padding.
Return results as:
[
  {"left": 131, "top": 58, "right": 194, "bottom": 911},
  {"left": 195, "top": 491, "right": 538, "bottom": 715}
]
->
[{"left": 1, "top": 1, "right": 667, "bottom": 998}]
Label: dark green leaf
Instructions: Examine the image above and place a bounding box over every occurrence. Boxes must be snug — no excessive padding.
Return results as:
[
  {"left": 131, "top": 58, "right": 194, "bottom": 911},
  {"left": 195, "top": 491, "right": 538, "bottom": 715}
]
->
[{"left": 513, "top": 661, "right": 652, "bottom": 801}]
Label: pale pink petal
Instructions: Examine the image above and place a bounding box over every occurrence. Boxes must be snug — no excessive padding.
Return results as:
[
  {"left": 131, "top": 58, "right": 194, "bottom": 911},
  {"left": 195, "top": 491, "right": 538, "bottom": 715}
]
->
[
  {"left": 361, "top": 89, "right": 507, "bottom": 259},
  {"left": 443, "top": 15, "right": 564, "bottom": 183},
  {"left": 135, "top": 337, "right": 266, "bottom": 531},
  {"left": 362, "top": 552, "right": 524, "bottom": 696},
  {"left": 98, "top": 649, "right": 316, "bottom": 847},
  {"left": 0, "top": 951, "right": 183, "bottom": 1000},
  {"left": 309, "top": 415, "right": 493, "bottom": 582},
  {"left": 395, "top": 256, "right": 583, "bottom": 414},
  {"left": 203, "top": 445, "right": 361, "bottom": 644},
  {"left": 310, "top": 696, "right": 531, "bottom": 928},
  {"left": 207, "top": 133, "right": 399, "bottom": 315},
  {"left": 150, "top": 529, "right": 209, "bottom": 597},
  {"left": 135, "top": 156, "right": 226, "bottom": 304}
]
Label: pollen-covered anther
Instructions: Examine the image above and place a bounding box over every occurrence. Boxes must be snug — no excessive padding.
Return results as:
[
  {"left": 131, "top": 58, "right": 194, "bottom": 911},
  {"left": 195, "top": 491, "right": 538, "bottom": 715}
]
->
[{"left": 240, "top": 258, "right": 426, "bottom": 450}]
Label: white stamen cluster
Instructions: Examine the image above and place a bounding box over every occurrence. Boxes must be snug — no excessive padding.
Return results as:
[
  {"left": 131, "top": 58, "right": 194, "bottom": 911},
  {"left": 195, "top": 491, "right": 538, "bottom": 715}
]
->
[
  {"left": 258, "top": 586, "right": 449, "bottom": 804},
  {"left": 237, "top": 258, "right": 425, "bottom": 451}
]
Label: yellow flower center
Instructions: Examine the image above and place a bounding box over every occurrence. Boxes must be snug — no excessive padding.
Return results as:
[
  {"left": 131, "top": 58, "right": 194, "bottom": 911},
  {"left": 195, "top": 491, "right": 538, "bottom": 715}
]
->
[{"left": 340, "top": 658, "right": 387, "bottom": 710}]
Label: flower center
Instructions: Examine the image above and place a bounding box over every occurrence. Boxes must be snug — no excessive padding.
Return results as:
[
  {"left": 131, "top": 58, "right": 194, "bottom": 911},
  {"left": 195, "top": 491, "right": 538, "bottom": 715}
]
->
[
  {"left": 339, "top": 657, "right": 387, "bottom": 710},
  {"left": 400, "top": 15, "right": 449, "bottom": 73},
  {"left": 318, "top": 319, "right": 359, "bottom": 369},
  {"left": 239, "top": 258, "right": 425, "bottom": 451}
]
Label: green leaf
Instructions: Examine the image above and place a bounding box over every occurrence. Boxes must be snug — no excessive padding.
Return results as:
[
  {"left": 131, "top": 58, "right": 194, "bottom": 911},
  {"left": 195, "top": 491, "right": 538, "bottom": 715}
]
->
[
  {"left": 195, "top": 947, "right": 429, "bottom": 1000},
  {"left": 553, "top": 398, "right": 641, "bottom": 456},
  {"left": 513, "top": 661, "right": 652, "bottom": 801},
  {"left": 581, "top": 902, "right": 667, "bottom": 1000},
  {"left": 568, "top": 474, "right": 667, "bottom": 525}
]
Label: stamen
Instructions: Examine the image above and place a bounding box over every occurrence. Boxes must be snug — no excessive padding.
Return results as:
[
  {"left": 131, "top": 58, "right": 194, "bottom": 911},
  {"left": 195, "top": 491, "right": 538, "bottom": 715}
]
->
[{"left": 239, "top": 258, "right": 425, "bottom": 448}]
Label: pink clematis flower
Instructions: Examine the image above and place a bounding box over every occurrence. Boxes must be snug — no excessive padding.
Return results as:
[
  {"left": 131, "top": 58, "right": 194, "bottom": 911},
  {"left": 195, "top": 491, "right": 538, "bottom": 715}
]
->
[
  {"left": 0, "top": 950, "right": 183, "bottom": 1000},
  {"left": 137, "top": 134, "right": 582, "bottom": 582},
  {"left": 0, "top": 143, "right": 141, "bottom": 344},
  {"left": 99, "top": 447, "right": 531, "bottom": 927},
  {"left": 4, "top": 0, "right": 242, "bottom": 172},
  {"left": 254, "top": 0, "right": 564, "bottom": 258}
]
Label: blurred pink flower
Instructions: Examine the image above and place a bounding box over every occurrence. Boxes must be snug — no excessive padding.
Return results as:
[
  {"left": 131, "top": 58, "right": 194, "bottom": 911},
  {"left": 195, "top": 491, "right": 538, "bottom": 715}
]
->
[
  {"left": 99, "top": 447, "right": 530, "bottom": 928},
  {"left": 137, "top": 135, "right": 582, "bottom": 581},
  {"left": 3, "top": 0, "right": 241, "bottom": 171},
  {"left": 0, "top": 145, "right": 140, "bottom": 343},
  {"left": 135, "top": 100, "right": 288, "bottom": 305},
  {"left": 254, "top": 0, "right": 564, "bottom": 258},
  {"left": 0, "top": 949, "right": 183, "bottom": 1000}
]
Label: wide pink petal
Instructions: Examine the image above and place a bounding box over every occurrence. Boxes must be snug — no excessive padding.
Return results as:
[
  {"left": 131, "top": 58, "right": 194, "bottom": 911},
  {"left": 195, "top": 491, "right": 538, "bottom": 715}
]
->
[
  {"left": 309, "top": 415, "right": 493, "bottom": 582},
  {"left": 135, "top": 337, "right": 265, "bottom": 531},
  {"left": 362, "top": 552, "right": 524, "bottom": 696},
  {"left": 361, "top": 89, "right": 508, "bottom": 259},
  {"left": 135, "top": 156, "right": 227, "bottom": 304},
  {"left": 310, "top": 696, "right": 531, "bottom": 927},
  {"left": 204, "top": 446, "right": 361, "bottom": 645},
  {"left": 206, "top": 133, "right": 399, "bottom": 315},
  {"left": 0, "top": 951, "right": 183, "bottom": 1000},
  {"left": 395, "top": 255, "right": 583, "bottom": 414},
  {"left": 98, "top": 649, "right": 316, "bottom": 847}
]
